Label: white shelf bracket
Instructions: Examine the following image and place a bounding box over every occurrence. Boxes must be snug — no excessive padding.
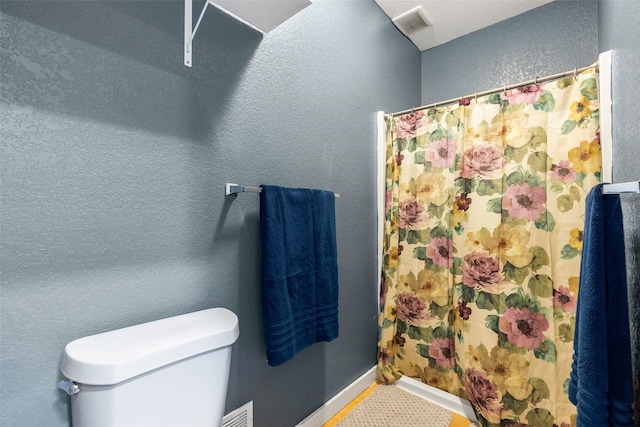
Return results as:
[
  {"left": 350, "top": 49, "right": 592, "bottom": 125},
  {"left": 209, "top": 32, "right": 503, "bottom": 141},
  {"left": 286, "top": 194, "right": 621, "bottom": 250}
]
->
[
  {"left": 184, "top": 0, "right": 211, "bottom": 67},
  {"left": 184, "top": 0, "right": 312, "bottom": 67}
]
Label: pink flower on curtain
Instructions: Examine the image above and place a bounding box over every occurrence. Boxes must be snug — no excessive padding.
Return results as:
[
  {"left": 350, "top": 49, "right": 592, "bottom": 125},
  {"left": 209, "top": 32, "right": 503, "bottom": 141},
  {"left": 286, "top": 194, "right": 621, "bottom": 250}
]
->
[
  {"left": 398, "top": 199, "right": 428, "bottom": 229},
  {"left": 499, "top": 307, "right": 549, "bottom": 350},
  {"left": 462, "top": 252, "right": 505, "bottom": 293},
  {"left": 429, "top": 337, "right": 456, "bottom": 368},
  {"left": 426, "top": 137, "right": 457, "bottom": 168},
  {"left": 549, "top": 160, "right": 577, "bottom": 184},
  {"left": 500, "top": 84, "right": 543, "bottom": 105},
  {"left": 396, "top": 292, "right": 431, "bottom": 325},
  {"left": 553, "top": 286, "right": 577, "bottom": 313},
  {"left": 427, "top": 236, "right": 453, "bottom": 268},
  {"left": 502, "top": 183, "right": 546, "bottom": 221},
  {"left": 396, "top": 111, "right": 428, "bottom": 139},
  {"left": 460, "top": 144, "right": 504, "bottom": 179},
  {"left": 463, "top": 368, "right": 503, "bottom": 424}
]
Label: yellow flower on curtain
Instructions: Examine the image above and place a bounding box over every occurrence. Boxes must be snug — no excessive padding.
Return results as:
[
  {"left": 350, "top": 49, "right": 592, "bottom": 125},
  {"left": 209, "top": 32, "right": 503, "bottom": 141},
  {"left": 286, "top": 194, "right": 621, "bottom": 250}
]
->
[
  {"left": 465, "top": 228, "right": 492, "bottom": 252},
  {"left": 568, "top": 276, "right": 579, "bottom": 294},
  {"left": 398, "top": 272, "right": 418, "bottom": 291},
  {"left": 481, "top": 224, "right": 534, "bottom": 268},
  {"left": 568, "top": 96, "right": 592, "bottom": 121},
  {"left": 568, "top": 139, "right": 601, "bottom": 173},
  {"left": 415, "top": 269, "right": 449, "bottom": 307},
  {"left": 490, "top": 111, "right": 531, "bottom": 148},
  {"left": 481, "top": 347, "right": 532, "bottom": 401},
  {"left": 399, "top": 179, "right": 416, "bottom": 199},
  {"left": 388, "top": 157, "right": 400, "bottom": 182},
  {"left": 411, "top": 364, "right": 456, "bottom": 392},
  {"left": 568, "top": 227, "right": 584, "bottom": 250},
  {"left": 463, "top": 344, "right": 489, "bottom": 370},
  {"left": 385, "top": 305, "right": 396, "bottom": 322},
  {"left": 416, "top": 172, "right": 449, "bottom": 206},
  {"left": 466, "top": 121, "right": 492, "bottom": 144},
  {"left": 388, "top": 245, "right": 400, "bottom": 269},
  {"left": 389, "top": 215, "right": 398, "bottom": 231},
  {"left": 451, "top": 203, "right": 467, "bottom": 228}
]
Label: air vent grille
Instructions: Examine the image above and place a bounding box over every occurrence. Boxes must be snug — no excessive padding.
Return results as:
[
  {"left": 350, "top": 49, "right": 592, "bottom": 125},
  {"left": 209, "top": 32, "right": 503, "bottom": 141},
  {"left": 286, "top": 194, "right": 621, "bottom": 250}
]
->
[
  {"left": 392, "top": 6, "right": 431, "bottom": 36},
  {"left": 222, "top": 401, "right": 253, "bottom": 427}
]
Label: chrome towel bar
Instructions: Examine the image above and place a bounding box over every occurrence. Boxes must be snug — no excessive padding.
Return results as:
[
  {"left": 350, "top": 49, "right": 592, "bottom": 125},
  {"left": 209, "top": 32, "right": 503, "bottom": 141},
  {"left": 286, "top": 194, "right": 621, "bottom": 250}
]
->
[{"left": 226, "top": 183, "right": 340, "bottom": 198}]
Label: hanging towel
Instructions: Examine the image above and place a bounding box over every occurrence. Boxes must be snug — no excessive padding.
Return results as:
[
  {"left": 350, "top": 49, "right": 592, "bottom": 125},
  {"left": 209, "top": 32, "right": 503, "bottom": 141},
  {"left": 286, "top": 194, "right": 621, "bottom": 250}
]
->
[
  {"left": 259, "top": 185, "right": 339, "bottom": 367},
  {"left": 569, "top": 183, "right": 634, "bottom": 426}
]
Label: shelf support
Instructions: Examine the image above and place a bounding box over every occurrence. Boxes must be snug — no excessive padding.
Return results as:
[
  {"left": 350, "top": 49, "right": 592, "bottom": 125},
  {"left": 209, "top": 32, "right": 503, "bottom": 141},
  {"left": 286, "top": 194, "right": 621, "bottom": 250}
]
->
[
  {"left": 184, "top": 0, "right": 211, "bottom": 67},
  {"left": 184, "top": 0, "right": 312, "bottom": 67}
]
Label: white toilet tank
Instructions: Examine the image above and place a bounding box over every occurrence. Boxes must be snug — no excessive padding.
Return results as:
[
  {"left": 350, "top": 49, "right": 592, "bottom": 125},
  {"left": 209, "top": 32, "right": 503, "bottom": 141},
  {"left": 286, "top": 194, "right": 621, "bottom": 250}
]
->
[{"left": 60, "top": 308, "right": 239, "bottom": 427}]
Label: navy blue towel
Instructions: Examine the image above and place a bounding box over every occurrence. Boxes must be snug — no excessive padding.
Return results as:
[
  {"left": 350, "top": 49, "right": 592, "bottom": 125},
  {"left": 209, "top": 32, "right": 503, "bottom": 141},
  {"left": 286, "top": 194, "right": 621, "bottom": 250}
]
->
[
  {"left": 259, "top": 185, "right": 339, "bottom": 366},
  {"left": 569, "top": 184, "right": 634, "bottom": 426}
]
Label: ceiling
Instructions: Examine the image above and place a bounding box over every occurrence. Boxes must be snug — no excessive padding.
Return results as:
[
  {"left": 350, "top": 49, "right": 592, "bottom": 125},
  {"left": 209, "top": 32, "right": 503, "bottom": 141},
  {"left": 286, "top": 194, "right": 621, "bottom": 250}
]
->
[{"left": 373, "top": 0, "right": 555, "bottom": 51}]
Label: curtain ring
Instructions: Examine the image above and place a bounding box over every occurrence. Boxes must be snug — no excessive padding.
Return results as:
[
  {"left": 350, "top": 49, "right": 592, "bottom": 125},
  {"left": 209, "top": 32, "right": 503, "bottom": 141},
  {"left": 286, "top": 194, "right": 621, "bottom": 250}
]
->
[
  {"left": 573, "top": 68, "right": 578, "bottom": 80},
  {"left": 503, "top": 84, "right": 507, "bottom": 93},
  {"left": 534, "top": 76, "right": 539, "bottom": 84},
  {"left": 474, "top": 92, "right": 478, "bottom": 101}
]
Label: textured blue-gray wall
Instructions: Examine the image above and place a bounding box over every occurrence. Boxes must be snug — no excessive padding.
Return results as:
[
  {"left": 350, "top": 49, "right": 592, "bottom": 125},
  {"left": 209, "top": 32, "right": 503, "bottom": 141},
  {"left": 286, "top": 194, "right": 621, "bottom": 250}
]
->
[
  {"left": 421, "top": 0, "right": 598, "bottom": 105},
  {"left": 0, "top": 1, "right": 421, "bottom": 425},
  {"left": 599, "top": 0, "right": 640, "bottom": 420}
]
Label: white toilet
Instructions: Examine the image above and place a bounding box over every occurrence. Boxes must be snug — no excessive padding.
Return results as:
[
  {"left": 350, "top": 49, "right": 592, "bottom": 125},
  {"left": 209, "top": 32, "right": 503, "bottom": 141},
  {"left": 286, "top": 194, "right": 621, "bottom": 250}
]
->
[{"left": 59, "top": 308, "right": 239, "bottom": 427}]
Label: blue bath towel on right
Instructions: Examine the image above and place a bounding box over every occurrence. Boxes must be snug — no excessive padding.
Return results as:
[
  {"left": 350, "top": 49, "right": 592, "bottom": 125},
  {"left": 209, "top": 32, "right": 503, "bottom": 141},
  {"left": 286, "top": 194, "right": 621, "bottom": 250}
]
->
[
  {"left": 259, "top": 185, "right": 339, "bottom": 367},
  {"left": 569, "top": 184, "right": 634, "bottom": 426}
]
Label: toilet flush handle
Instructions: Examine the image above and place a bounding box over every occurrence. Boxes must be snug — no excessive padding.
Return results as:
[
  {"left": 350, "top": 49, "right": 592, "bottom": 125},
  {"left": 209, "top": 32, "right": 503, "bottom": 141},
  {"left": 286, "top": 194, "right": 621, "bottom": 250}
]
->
[{"left": 57, "top": 380, "right": 81, "bottom": 395}]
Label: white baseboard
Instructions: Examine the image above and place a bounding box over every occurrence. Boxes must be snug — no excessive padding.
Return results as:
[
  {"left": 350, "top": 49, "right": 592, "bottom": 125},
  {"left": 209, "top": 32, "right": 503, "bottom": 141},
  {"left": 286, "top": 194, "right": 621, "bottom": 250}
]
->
[
  {"left": 396, "top": 376, "right": 478, "bottom": 421},
  {"left": 296, "top": 366, "right": 377, "bottom": 427},
  {"left": 296, "top": 366, "right": 478, "bottom": 426}
]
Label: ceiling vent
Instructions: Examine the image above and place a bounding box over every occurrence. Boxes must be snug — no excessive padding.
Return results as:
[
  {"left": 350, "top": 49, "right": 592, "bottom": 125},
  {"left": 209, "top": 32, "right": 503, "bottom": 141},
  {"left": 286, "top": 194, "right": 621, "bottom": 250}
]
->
[{"left": 391, "top": 6, "right": 431, "bottom": 38}]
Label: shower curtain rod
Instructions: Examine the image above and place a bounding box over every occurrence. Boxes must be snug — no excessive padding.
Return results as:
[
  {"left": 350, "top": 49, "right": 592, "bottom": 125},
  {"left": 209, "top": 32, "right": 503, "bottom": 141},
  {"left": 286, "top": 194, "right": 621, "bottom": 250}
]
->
[{"left": 390, "top": 61, "right": 598, "bottom": 117}]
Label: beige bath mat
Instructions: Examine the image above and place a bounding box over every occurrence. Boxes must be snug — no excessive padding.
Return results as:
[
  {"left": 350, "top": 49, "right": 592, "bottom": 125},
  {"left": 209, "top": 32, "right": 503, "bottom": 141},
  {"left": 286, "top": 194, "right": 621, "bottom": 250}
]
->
[{"left": 332, "top": 383, "right": 453, "bottom": 427}]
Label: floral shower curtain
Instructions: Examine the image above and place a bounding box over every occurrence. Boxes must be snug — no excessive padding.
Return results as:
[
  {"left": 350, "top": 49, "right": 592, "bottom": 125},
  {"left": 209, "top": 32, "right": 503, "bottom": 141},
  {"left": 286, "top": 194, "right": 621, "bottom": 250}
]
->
[{"left": 377, "top": 67, "right": 601, "bottom": 426}]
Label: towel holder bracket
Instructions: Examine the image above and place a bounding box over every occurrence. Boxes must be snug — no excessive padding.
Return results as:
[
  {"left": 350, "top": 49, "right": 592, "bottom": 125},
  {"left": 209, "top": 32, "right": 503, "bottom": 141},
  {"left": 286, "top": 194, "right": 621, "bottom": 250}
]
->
[{"left": 226, "top": 183, "right": 261, "bottom": 196}]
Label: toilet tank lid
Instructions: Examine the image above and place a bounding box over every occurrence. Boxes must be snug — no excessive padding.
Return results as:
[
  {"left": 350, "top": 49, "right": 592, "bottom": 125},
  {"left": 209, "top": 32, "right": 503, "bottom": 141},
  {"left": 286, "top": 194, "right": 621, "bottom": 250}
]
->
[{"left": 61, "top": 308, "right": 239, "bottom": 385}]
